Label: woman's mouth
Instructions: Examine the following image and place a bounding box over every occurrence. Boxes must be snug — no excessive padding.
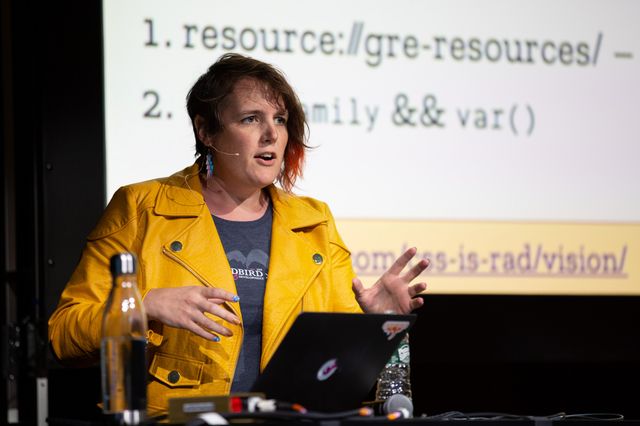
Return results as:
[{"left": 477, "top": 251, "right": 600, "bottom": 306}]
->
[{"left": 255, "top": 152, "right": 276, "bottom": 165}]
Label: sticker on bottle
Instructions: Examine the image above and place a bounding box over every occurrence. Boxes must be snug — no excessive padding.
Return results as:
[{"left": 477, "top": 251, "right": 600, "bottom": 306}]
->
[
  {"left": 397, "top": 342, "right": 411, "bottom": 363},
  {"left": 382, "top": 321, "right": 410, "bottom": 340}
]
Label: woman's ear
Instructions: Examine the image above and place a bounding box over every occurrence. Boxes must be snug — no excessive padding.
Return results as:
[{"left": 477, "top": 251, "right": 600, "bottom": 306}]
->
[{"left": 194, "top": 115, "right": 211, "bottom": 144}]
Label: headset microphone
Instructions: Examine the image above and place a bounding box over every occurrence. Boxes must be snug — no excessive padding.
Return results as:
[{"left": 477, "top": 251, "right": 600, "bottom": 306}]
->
[{"left": 211, "top": 145, "right": 240, "bottom": 156}]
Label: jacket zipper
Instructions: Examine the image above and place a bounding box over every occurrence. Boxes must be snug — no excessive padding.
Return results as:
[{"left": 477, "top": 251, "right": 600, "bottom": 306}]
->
[
  {"left": 162, "top": 247, "right": 240, "bottom": 317},
  {"left": 162, "top": 246, "right": 244, "bottom": 390}
]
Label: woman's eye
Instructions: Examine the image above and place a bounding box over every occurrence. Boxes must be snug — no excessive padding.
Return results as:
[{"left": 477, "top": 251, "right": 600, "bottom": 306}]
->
[
  {"left": 242, "top": 116, "right": 256, "bottom": 123},
  {"left": 275, "top": 116, "right": 287, "bottom": 125}
]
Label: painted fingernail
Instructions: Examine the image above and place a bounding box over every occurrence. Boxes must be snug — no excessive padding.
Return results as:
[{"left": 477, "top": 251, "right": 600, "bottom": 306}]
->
[
  {"left": 212, "top": 335, "right": 220, "bottom": 342},
  {"left": 232, "top": 295, "right": 240, "bottom": 302}
]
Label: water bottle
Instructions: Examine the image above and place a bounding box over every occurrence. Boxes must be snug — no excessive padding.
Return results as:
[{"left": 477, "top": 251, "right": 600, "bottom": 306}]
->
[
  {"left": 101, "top": 253, "right": 148, "bottom": 425},
  {"left": 376, "top": 332, "right": 412, "bottom": 401}
]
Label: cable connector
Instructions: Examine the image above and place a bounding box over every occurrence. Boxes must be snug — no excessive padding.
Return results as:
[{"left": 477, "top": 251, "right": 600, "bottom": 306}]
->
[{"left": 245, "top": 396, "right": 277, "bottom": 413}]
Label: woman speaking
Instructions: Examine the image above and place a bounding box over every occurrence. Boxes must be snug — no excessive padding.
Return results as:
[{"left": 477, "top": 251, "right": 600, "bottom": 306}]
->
[{"left": 48, "top": 53, "right": 429, "bottom": 415}]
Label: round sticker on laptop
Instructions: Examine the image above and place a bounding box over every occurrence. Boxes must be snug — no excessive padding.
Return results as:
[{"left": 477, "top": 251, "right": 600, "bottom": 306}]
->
[{"left": 317, "top": 358, "right": 338, "bottom": 381}]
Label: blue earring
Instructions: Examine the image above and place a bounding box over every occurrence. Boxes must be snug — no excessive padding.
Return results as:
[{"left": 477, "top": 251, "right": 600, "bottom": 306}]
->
[{"left": 206, "top": 152, "right": 214, "bottom": 178}]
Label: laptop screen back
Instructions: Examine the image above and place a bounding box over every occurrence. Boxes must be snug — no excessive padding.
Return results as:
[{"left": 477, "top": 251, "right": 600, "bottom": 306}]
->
[{"left": 251, "top": 312, "right": 416, "bottom": 412}]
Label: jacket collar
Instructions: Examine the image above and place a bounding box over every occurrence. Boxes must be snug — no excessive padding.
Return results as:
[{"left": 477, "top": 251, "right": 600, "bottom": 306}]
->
[
  {"left": 155, "top": 163, "right": 327, "bottom": 231},
  {"left": 155, "top": 164, "right": 206, "bottom": 217},
  {"left": 267, "top": 185, "right": 327, "bottom": 230}
]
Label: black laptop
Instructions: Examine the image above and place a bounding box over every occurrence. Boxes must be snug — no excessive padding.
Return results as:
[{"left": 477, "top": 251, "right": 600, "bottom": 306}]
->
[{"left": 251, "top": 312, "right": 416, "bottom": 412}]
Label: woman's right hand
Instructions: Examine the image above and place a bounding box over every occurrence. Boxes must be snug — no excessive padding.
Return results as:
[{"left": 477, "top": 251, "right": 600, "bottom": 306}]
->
[{"left": 143, "top": 286, "right": 241, "bottom": 341}]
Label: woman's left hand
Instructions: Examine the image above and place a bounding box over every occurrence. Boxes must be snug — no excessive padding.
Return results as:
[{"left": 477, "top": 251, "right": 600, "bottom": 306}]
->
[{"left": 352, "top": 247, "right": 429, "bottom": 314}]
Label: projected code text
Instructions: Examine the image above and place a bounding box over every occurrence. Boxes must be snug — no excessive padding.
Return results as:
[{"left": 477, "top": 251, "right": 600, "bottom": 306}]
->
[
  {"left": 141, "top": 90, "right": 536, "bottom": 136},
  {"left": 143, "top": 18, "right": 608, "bottom": 68},
  {"left": 353, "top": 243, "right": 628, "bottom": 278}
]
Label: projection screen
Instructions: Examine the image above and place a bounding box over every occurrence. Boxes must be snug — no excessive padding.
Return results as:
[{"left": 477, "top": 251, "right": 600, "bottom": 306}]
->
[{"left": 103, "top": 0, "right": 640, "bottom": 294}]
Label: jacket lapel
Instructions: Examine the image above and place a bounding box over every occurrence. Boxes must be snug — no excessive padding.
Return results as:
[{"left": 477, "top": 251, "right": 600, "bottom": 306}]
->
[
  {"left": 261, "top": 186, "right": 327, "bottom": 367},
  {"left": 154, "top": 165, "right": 239, "bottom": 316}
]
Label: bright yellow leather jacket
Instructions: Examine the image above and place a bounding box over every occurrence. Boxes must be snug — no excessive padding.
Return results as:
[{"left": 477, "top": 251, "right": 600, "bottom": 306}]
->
[{"left": 48, "top": 164, "right": 361, "bottom": 414}]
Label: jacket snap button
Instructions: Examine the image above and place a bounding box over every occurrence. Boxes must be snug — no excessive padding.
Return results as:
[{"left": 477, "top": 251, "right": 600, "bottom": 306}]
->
[
  {"left": 312, "top": 253, "right": 323, "bottom": 264},
  {"left": 170, "top": 241, "right": 183, "bottom": 252},
  {"left": 167, "top": 370, "right": 180, "bottom": 384}
]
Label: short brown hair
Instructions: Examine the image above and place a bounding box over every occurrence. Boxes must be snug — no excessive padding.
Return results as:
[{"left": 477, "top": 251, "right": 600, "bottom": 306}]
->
[{"left": 186, "top": 53, "right": 309, "bottom": 192}]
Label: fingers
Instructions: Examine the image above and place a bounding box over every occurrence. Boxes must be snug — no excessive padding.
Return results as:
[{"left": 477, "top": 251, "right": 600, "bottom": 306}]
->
[
  {"left": 387, "top": 247, "right": 418, "bottom": 276},
  {"left": 409, "top": 296, "right": 424, "bottom": 311},
  {"left": 401, "top": 258, "right": 429, "bottom": 282},
  {"left": 202, "top": 300, "right": 241, "bottom": 325},
  {"left": 408, "top": 282, "right": 427, "bottom": 297},
  {"left": 187, "top": 319, "right": 223, "bottom": 342},
  {"left": 144, "top": 286, "right": 241, "bottom": 341},
  {"left": 186, "top": 323, "right": 216, "bottom": 341},
  {"left": 352, "top": 277, "right": 365, "bottom": 298},
  {"left": 192, "top": 288, "right": 240, "bottom": 336},
  {"left": 183, "top": 304, "right": 235, "bottom": 342},
  {"left": 201, "top": 286, "right": 240, "bottom": 303},
  {"left": 193, "top": 310, "right": 234, "bottom": 338},
  {"left": 189, "top": 286, "right": 241, "bottom": 325}
]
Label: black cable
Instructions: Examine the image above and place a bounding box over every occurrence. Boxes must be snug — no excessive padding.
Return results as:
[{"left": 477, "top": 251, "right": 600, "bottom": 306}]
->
[
  {"left": 420, "top": 410, "right": 624, "bottom": 421},
  {"left": 222, "top": 408, "right": 370, "bottom": 421},
  {"left": 563, "top": 412, "right": 625, "bottom": 421}
]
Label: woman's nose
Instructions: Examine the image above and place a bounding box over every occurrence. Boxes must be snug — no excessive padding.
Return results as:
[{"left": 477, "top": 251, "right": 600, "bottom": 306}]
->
[{"left": 263, "top": 121, "right": 279, "bottom": 143}]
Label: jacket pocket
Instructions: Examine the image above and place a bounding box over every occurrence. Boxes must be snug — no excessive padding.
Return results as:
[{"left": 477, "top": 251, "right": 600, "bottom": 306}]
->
[{"left": 149, "top": 352, "right": 204, "bottom": 388}]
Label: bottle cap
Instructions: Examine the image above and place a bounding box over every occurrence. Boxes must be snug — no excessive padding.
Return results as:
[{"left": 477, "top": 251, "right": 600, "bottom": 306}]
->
[{"left": 110, "top": 252, "right": 137, "bottom": 276}]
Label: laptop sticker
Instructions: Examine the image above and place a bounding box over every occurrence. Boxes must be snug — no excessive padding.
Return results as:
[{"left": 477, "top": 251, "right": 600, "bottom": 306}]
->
[
  {"left": 317, "top": 358, "right": 338, "bottom": 381},
  {"left": 382, "top": 321, "right": 410, "bottom": 340}
]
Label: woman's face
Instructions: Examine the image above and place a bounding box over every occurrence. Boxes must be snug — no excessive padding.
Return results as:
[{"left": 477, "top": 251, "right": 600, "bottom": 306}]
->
[{"left": 208, "top": 78, "right": 289, "bottom": 195}]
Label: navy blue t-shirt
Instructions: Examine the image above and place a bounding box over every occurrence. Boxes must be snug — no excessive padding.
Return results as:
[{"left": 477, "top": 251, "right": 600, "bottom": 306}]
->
[{"left": 212, "top": 204, "right": 272, "bottom": 392}]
